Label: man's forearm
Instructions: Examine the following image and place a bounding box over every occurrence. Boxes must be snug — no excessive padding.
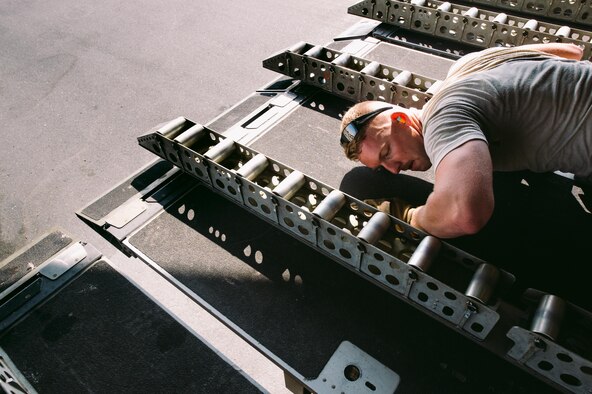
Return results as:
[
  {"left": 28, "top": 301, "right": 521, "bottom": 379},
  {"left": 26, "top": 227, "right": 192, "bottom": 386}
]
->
[
  {"left": 521, "top": 43, "right": 584, "bottom": 60},
  {"left": 411, "top": 140, "right": 494, "bottom": 238},
  {"left": 409, "top": 204, "right": 470, "bottom": 238},
  {"left": 409, "top": 194, "right": 489, "bottom": 239}
]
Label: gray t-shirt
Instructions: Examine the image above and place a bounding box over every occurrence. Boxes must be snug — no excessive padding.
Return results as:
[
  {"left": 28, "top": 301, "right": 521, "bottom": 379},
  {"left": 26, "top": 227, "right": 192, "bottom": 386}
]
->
[{"left": 423, "top": 57, "right": 592, "bottom": 181}]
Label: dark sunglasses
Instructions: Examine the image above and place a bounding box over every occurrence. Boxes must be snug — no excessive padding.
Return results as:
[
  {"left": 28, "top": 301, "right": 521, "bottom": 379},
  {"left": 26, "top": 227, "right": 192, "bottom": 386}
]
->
[{"left": 340, "top": 106, "right": 392, "bottom": 147}]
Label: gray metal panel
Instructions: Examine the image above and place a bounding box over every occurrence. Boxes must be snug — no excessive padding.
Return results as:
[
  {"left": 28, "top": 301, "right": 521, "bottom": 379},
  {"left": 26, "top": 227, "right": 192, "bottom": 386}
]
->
[{"left": 250, "top": 91, "right": 356, "bottom": 190}]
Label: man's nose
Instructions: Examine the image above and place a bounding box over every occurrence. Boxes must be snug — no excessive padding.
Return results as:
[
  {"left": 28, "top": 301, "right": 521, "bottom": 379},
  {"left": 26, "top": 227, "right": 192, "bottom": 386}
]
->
[{"left": 383, "top": 162, "right": 400, "bottom": 174}]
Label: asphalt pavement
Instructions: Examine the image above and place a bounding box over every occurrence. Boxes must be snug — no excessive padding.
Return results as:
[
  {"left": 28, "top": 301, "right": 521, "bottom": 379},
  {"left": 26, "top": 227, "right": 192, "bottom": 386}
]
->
[{"left": 0, "top": 1, "right": 359, "bottom": 391}]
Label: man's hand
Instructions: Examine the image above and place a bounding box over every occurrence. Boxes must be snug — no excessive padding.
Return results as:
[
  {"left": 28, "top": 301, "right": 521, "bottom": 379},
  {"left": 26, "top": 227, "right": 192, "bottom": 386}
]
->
[{"left": 364, "top": 197, "right": 415, "bottom": 223}]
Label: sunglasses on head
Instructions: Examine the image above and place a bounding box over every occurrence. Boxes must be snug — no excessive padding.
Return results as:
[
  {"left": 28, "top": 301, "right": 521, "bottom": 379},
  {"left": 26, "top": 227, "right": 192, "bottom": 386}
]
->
[{"left": 340, "top": 106, "right": 392, "bottom": 147}]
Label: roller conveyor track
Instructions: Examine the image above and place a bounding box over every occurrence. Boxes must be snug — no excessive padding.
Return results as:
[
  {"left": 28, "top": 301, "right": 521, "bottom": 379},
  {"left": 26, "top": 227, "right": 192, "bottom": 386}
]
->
[
  {"left": 348, "top": 0, "right": 592, "bottom": 59},
  {"left": 262, "top": 42, "right": 441, "bottom": 108},
  {"left": 138, "top": 115, "right": 592, "bottom": 393},
  {"left": 461, "top": 0, "right": 592, "bottom": 28}
]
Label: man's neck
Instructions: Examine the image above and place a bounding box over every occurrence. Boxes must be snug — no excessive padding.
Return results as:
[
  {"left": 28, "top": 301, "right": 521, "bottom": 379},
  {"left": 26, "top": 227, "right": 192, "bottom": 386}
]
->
[{"left": 408, "top": 108, "right": 424, "bottom": 135}]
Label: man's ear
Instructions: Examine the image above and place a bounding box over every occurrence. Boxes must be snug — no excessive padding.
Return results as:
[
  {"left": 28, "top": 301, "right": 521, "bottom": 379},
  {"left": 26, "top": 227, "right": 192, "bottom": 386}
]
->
[{"left": 391, "top": 112, "right": 410, "bottom": 125}]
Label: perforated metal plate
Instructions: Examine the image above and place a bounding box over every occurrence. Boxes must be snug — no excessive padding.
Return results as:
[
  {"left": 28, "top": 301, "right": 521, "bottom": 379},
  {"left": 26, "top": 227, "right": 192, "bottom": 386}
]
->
[{"left": 507, "top": 326, "right": 592, "bottom": 393}]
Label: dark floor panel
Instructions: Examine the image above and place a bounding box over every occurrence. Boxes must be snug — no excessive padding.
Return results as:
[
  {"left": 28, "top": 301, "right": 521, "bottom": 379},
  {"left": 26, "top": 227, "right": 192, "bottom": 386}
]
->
[
  {"left": 127, "top": 184, "right": 560, "bottom": 394},
  {"left": 80, "top": 160, "right": 173, "bottom": 222},
  {"left": 0, "top": 260, "right": 262, "bottom": 394},
  {"left": 250, "top": 90, "right": 358, "bottom": 190},
  {"left": 207, "top": 93, "right": 278, "bottom": 133},
  {"left": 364, "top": 41, "right": 453, "bottom": 80}
]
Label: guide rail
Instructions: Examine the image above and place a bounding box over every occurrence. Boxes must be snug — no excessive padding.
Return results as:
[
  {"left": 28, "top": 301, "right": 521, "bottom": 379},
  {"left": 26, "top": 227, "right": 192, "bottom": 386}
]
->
[
  {"left": 263, "top": 41, "right": 441, "bottom": 107},
  {"left": 348, "top": 0, "right": 592, "bottom": 60}
]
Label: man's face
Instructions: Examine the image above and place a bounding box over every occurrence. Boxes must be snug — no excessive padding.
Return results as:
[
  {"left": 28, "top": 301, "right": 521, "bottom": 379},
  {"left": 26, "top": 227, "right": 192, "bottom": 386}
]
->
[{"left": 357, "top": 115, "right": 431, "bottom": 174}]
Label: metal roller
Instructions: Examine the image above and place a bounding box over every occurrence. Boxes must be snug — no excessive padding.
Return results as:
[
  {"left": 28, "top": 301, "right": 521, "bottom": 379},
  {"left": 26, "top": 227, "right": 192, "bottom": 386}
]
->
[
  {"left": 393, "top": 70, "right": 412, "bottom": 86},
  {"left": 157, "top": 116, "right": 186, "bottom": 139},
  {"left": 555, "top": 26, "right": 571, "bottom": 37},
  {"left": 360, "top": 61, "right": 381, "bottom": 76},
  {"left": 530, "top": 294, "right": 566, "bottom": 341},
  {"left": 437, "top": 2, "right": 452, "bottom": 12},
  {"left": 492, "top": 13, "right": 508, "bottom": 24},
  {"left": 523, "top": 19, "right": 538, "bottom": 31},
  {"left": 465, "top": 263, "right": 500, "bottom": 304},
  {"left": 331, "top": 53, "right": 352, "bottom": 67},
  {"left": 303, "top": 45, "right": 324, "bottom": 59},
  {"left": 272, "top": 170, "right": 305, "bottom": 200},
  {"left": 287, "top": 41, "right": 308, "bottom": 54},
  {"left": 463, "top": 7, "right": 479, "bottom": 18},
  {"left": 312, "top": 190, "right": 347, "bottom": 221},
  {"left": 235, "top": 153, "right": 269, "bottom": 181},
  {"left": 426, "top": 80, "right": 443, "bottom": 96},
  {"left": 174, "top": 124, "right": 206, "bottom": 147},
  {"left": 407, "top": 236, "right": 441, "bottom": 272},
  {"left": 204, "top": 138, "right": 235, "bottom": 163},
  {"left": 357, "top": 211, "right": 391, "bottom": 244}
]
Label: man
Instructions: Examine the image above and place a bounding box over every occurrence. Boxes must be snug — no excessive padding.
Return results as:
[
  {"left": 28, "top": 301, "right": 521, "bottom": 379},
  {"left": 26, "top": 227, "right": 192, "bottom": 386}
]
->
[{"left": 339, "top": 43, "right": 589, "bottom": 238}]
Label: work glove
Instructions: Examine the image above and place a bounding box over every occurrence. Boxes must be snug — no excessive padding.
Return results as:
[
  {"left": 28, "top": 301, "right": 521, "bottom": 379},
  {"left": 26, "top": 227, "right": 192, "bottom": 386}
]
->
[{"left": 364, "top": 197, "right": 415, "bottom": 224}]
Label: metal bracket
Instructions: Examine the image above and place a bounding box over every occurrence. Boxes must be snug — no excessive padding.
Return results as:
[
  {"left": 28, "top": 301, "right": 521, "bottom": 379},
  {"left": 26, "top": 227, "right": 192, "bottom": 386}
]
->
[
  {"left": 404, "top": 268, "right": 418, "bottom": 297},
  {"left": 307, "top": 341, "right": 400, "bottom": 394},
  {"left": 457, "top": 300, "right": 479, "bottom": 329},
  {"left": 104, "top": 199, "right": 148, "bottom": 229},
  {"left": 38, "top": 242, "right": 88, "bottom": 280}
]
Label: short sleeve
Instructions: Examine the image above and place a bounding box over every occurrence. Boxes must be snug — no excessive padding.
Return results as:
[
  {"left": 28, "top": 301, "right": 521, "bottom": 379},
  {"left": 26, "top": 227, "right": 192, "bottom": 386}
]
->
[{"left": 423, "top": 102, "right": 488, "bottom": 171}]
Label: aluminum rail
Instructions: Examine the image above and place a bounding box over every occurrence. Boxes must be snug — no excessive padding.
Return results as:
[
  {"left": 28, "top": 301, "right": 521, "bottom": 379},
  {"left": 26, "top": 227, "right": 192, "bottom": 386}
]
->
[
  {"left": 463, "top": 0, "right": 592, "bottom": 28},
  {"left": 348, "top": 0, "right": 592, "bottom": 60},
  {"left": 262, "top": 42, "right": 441, "bottom": 108},
  {"left": 138, "top": 116, "right": 592, "bottom": 393}
]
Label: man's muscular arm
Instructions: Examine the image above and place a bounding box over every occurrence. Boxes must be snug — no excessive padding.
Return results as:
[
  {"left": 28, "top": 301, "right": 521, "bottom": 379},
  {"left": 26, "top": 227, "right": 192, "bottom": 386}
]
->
[
  {"left": 520, "top": 43, "right": 584, "bottom": 60},
  {"left": 409, "top": 140, "right": 494, "bottom": 238}
]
